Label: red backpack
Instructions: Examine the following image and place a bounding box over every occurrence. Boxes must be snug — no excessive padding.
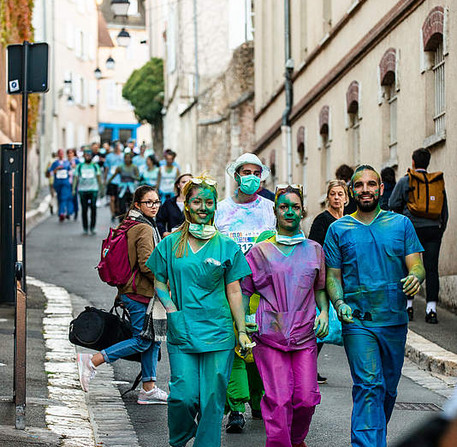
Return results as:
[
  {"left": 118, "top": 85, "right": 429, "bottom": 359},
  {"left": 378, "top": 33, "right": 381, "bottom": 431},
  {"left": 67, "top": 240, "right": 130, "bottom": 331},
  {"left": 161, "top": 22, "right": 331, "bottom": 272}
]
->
[{"left": 97, "top": 220, "right": 139, "bottom": 289}]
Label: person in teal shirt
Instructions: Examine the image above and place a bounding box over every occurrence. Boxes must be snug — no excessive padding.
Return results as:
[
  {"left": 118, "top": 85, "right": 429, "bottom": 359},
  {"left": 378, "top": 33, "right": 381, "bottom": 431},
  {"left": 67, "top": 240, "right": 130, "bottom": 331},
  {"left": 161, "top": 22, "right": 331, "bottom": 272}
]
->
[
  {"left": 146, "top": 174, "right": 252, "bottom": 447},
  {"left": 324, "top": 165, "right": 425, "bottom": 447}
]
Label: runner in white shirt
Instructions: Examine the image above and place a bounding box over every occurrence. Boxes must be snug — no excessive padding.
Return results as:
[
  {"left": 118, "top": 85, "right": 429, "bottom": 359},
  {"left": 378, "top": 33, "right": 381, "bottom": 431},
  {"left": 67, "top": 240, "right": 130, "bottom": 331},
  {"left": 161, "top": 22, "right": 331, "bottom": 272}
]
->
[{"left": 215, "top": 152, "right": 275, "bottom": 433}]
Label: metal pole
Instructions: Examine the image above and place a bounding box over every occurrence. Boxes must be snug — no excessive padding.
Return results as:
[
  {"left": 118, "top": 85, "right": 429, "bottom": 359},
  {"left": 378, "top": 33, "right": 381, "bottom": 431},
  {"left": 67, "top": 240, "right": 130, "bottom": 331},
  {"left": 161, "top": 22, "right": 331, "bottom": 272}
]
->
[
  {"left": 15, "top": 40, "right": 29, "bottom": 430},
  {"left": 193, "top": 0, "right": 199, "bottom": 96},
  {"left": 282, "top": 0, "right": 294, "bottom": 184}
]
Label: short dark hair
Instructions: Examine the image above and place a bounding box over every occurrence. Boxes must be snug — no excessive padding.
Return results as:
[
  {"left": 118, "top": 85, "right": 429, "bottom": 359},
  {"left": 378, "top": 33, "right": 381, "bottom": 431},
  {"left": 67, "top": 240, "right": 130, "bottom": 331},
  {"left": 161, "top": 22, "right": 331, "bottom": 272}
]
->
[
  {"left": 335, "top": 164, "right": 354, "bottom": 183},
  {"left": 351, "top": 165, "right": 381, "bottom": 187},
  {"left": 380, "top": 167, "right": 396, "bottom": 184},
  {"left": 412, "top": 148, "right": 431, "bottom": 169}
]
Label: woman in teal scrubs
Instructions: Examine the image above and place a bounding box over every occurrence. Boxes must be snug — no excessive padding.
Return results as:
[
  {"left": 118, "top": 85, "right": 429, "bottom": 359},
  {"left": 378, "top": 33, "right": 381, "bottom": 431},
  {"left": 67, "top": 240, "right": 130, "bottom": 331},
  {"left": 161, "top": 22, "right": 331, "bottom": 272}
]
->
[{"left": 146, "top": 175, "right": 252, "bottom": 447}]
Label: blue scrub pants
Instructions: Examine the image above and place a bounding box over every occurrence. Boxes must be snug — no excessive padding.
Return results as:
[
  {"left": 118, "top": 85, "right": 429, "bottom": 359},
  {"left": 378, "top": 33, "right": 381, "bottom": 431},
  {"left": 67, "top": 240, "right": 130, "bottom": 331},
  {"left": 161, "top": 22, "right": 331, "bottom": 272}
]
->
[
  {"left": 54, "top": 181, "right": 74, "bottom": 216},
  {"left": 167, "top": 346, "right": 234, "bottom": 447},
  {"left": 343, "top": 323, "right": 407, "bottom": 447}
]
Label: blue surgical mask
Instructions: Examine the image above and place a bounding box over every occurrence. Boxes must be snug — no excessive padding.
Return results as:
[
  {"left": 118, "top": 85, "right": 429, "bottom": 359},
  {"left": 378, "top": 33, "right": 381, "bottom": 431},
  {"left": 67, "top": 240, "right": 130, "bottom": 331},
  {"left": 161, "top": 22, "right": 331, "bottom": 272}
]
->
[
  {"left": 189, "top": 223, "right": 217, "bottom": 240},
  {"left": 238, "top": 174, "right": 261, "bottom": 195},
  {"left": 275, "top": 231, "right": 306, "bottom": 246}
]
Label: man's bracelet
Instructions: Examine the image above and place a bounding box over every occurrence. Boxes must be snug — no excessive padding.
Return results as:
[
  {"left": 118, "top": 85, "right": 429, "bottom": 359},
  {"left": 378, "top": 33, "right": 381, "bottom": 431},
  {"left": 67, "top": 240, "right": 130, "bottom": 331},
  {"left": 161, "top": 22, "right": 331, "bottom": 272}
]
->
[{"left": 333, "top": 299, "right": 345, "bottom": 310}]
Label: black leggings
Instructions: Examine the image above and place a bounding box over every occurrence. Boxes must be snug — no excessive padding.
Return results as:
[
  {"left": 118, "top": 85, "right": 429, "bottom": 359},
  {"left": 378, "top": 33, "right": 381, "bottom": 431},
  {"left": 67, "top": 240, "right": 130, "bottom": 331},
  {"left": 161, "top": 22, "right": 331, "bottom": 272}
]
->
[
  {"left": 415, "top": 226, "right": 443, "bottom": 302},
  {"left": 79, "top": 191, "right": 98, "bottom": 231}
]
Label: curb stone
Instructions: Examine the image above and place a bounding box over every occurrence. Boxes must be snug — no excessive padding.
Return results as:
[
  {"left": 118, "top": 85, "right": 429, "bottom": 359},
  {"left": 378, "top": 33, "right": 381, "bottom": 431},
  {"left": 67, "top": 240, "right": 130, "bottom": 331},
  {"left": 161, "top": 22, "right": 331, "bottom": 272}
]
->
[{"left": 406, "top": 329, "right": 457, "bottom": 377}]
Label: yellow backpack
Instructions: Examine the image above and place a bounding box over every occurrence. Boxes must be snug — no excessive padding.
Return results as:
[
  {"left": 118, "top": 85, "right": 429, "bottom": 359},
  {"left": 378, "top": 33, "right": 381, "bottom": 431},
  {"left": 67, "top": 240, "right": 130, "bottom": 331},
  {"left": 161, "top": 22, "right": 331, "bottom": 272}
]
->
[{"left": 407, "top": 169, "right": 444, "bottom": 219}]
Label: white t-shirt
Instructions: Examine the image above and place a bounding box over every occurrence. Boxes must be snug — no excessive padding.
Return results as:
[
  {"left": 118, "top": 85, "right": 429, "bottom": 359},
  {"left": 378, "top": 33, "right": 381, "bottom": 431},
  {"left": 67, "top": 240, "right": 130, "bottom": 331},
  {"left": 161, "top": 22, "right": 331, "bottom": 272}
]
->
[{"left": 215, "top": 195, "right": 276, "bottom": 253}]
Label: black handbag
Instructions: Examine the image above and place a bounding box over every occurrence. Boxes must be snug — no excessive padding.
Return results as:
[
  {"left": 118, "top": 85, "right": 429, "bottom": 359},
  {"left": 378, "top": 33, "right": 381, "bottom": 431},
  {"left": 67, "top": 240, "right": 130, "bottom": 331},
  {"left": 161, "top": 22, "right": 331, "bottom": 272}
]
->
[{"left": 69, "top": 303, "right": 140, "bottom": 362}]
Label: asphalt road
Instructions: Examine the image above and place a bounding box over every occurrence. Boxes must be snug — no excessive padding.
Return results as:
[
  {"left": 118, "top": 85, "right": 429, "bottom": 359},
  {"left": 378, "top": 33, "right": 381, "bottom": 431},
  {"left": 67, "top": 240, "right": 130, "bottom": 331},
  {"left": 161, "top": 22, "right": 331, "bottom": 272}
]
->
[{"left": 28, "top": 203, "right": 447, "bottom": 446}]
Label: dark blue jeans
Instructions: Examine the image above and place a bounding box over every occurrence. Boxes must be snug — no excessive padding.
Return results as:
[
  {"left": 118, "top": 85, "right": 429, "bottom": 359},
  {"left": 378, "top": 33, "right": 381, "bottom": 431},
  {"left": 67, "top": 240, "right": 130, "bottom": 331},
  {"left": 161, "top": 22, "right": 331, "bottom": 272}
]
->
[
  {"left": 415, "top": 226, "right": 443, "bottom": 302},
  {"left": 102, "top": 295, "right": 161, "bottom": 382}
]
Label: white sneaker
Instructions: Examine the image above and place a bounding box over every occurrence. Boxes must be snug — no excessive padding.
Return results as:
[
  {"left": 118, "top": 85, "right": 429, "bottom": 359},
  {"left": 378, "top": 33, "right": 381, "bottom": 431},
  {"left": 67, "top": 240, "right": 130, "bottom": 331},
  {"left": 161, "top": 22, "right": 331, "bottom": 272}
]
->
[
  {"left": 77, "top": 353, "right": 97, "bottom": 392},
  {"left": 137, "top": 386, "right": 168, "bottom": 405}
]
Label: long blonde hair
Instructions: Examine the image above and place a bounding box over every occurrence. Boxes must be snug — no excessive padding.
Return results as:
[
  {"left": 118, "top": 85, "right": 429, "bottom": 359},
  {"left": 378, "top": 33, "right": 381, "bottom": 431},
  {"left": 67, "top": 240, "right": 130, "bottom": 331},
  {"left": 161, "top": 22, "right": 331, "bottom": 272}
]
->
[{"left": 173, "top": 173, "right": 218, "bottom": 258}]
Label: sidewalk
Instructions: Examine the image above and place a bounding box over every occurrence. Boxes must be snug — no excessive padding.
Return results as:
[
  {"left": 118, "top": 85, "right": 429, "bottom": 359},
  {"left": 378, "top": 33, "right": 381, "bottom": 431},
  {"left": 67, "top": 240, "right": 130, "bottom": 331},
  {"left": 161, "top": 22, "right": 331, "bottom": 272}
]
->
[
  {"left": 0, "top": 284, "right": 62, "bottom": 446},
  {"left": 406, "top": 295, "right": 457, "bottom": 376}
]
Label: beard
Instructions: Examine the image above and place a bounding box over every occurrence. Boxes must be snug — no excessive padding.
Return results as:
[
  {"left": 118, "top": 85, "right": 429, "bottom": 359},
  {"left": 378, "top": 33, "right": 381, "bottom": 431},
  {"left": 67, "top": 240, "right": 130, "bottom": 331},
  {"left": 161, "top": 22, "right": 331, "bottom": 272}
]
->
[{"left": 355, "top": 194, "right": 380, "bottom": 212}]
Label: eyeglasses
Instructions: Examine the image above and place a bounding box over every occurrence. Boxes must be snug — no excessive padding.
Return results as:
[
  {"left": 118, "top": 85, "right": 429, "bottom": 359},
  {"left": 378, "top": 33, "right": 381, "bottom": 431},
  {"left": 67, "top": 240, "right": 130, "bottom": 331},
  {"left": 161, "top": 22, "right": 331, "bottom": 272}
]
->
[
  {"left": 275, "top": 184, "right": 304, "bottom": 198},
  {"left": 190, "top": 178, "right": 217, "bottom": 187},
  {"left": 139, "top": 200, "right": 161, "bottom": 208}
]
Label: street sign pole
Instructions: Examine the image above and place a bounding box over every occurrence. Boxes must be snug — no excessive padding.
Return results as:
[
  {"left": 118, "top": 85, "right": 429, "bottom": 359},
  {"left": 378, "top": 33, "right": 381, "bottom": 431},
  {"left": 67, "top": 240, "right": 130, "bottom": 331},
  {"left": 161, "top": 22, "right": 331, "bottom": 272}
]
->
[
  {"left": 5, "top": 39, "right": 48, "bottom": 430},
  {"left": 14, "top": 40, "right": 30, "bottom": 431}
]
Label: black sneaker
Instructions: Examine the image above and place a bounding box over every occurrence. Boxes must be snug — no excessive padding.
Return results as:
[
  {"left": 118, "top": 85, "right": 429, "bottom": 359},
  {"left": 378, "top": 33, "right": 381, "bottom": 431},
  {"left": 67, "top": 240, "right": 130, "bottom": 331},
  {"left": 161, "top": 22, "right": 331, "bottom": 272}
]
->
[
  {"left": 317, "top": 373, "right": 327, "bottom": 384},
  {"left": 425, "top": 311, "right": 438, "bottom": 324},
  {"left": 226, "top": 411, "right": 245, "bottom": 433},
  {"left": 407, "top": 307, "right": 414, "bottom": 321}
]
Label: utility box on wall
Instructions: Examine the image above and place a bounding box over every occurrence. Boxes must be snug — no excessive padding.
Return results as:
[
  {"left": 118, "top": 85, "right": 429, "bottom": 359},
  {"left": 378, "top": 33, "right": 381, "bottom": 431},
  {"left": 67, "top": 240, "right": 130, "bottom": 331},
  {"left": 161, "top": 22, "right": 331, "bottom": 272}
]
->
[{"left": 0, "top": 143, "right": 24, "bottom": 303}]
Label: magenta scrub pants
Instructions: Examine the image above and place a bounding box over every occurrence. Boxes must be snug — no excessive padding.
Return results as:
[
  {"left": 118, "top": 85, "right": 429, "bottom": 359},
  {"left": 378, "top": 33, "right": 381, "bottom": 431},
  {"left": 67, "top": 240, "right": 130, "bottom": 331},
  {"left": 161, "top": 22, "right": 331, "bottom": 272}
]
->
[{"left": 253, "top": 341, "right": 321, "bottom": 447}]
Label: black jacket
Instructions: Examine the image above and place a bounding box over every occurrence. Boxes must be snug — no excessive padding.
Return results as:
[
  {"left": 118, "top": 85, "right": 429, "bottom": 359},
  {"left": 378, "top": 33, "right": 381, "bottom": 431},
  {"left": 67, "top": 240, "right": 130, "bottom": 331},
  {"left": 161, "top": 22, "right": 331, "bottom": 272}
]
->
[{"left": 156, "top": 196, "right": 185, "bottom": 237}]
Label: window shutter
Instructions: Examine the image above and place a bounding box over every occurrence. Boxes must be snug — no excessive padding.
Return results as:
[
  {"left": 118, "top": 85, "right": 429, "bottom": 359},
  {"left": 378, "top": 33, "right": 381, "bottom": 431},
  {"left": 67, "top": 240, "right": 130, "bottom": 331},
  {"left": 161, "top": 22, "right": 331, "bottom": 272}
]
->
[{"left": 89, "top": 80, "right": 97, "bottom": 106}]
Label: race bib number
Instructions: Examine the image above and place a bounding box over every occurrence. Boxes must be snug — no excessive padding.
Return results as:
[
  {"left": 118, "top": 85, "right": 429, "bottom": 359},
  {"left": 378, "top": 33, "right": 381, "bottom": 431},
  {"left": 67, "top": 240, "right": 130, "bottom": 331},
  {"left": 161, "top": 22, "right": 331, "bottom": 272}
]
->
[
  {"left": 56, "top": 169, "right": 68, "bottom": 179},
  {"left": 228, "top": 231, "right": 261, "bottom": 254},
  {"left": 81, "top": 169, "right": 95, "bottom": 179}
]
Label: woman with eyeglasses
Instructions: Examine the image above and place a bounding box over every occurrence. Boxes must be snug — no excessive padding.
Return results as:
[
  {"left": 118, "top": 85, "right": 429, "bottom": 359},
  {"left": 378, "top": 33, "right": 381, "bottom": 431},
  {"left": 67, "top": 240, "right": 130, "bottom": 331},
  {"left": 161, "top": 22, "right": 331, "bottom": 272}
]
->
[
  {"left": 241, "top": 185, "right": 329, "bottom": 447},
  {"left": 77, "top": 185, "right": 168, "bottom": 405},
  {"left": 308, "top": 179, "right": 349, "bottom": 384},
  {"left": 146, "top": 174, "right": 252, "bottom": 447}
]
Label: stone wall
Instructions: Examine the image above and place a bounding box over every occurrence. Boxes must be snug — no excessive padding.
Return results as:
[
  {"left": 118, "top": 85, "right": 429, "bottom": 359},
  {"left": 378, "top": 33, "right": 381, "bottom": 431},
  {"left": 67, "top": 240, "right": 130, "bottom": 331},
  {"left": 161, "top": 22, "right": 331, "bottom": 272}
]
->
[{"left": 196, "top": 41, "right": 255, "bottom": 196}]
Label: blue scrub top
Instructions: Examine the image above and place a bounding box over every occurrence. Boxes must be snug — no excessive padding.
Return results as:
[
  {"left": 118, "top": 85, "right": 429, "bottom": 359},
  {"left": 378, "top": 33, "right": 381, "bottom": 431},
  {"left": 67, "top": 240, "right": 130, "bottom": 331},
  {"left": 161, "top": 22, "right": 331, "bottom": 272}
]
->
[
  {"left": 324, "top": 211, "right": 423, "bottom": 327},
  {"left": 146, "top": 231, "right": 252, "bottom": 353}
]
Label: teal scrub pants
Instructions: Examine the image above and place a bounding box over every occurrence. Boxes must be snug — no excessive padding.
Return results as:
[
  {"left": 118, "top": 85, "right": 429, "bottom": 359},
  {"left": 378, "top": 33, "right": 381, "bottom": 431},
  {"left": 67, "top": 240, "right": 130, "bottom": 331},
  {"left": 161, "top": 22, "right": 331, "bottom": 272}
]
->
[
  {"left": 343, "top": 323, "right": 407, "bottom": 447},
  {"left": 168, "top": 346, "right": 234, "bottom": 447}
]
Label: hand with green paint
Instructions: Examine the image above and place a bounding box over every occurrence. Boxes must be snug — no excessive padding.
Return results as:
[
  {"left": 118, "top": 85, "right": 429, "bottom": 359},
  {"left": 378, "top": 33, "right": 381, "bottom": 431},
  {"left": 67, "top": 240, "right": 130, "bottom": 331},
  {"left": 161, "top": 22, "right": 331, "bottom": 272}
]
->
[
  {"left": 314, "top": 310, "right": 329, "bottom": 338},
  {"left": 401, "top": 274, "right": 421, "bottom": 296},
  {"left": 335, "top": 299, "right": 354, "bottom": 323}
]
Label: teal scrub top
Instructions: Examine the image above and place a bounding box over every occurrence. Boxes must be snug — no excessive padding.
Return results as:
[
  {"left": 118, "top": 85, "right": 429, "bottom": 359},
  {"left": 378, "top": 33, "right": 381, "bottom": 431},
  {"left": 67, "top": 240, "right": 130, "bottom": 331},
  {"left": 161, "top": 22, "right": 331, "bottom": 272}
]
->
[
  {"left": 146, "top": 231, "right": 252, "bottom": 353},
  {"left": 324, "top": 211, "right": 423, "bottom": 327}
]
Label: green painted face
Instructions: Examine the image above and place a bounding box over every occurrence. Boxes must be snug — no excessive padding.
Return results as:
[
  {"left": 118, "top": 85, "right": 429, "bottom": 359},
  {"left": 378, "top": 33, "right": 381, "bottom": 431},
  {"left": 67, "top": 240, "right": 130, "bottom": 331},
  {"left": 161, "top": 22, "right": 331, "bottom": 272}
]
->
[
  {"left": 275, "top": 193, "right": 302, "bottom": 235},
  {"left": 187, "top": 186, "right": 216, "bottom": 225}
]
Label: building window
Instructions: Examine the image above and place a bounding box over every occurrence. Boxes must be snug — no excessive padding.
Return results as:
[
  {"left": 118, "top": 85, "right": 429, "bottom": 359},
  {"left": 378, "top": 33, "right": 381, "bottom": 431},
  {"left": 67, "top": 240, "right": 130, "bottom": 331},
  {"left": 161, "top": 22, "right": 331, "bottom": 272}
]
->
[
  {"left": 379, "top": 48, "right": 398, "bottom": 165},
  {"left": 319, "top": 106, "right": 331, "bottom": 195},
  {"left": 433, "top": 41, "right": 445, "bottom": 134},
  {"left": 421, "top": 6, "right": 446, "bottom": 142},
  {"left": 346, "top": 81, "right": 361, "bottom": 166}
]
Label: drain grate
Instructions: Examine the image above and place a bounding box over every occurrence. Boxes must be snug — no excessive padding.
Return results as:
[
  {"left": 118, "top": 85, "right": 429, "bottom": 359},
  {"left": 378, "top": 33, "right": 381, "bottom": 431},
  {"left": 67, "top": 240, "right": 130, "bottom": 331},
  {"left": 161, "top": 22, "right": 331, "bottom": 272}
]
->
[{"left": 395, "top": 402, "right": 442, "bottom": 412}]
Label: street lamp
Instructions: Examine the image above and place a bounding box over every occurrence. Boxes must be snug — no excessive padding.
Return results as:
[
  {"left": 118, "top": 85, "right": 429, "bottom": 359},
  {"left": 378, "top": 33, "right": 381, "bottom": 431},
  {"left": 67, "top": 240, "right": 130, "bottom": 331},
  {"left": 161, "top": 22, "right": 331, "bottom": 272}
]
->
[
  {"left": 105, "top": 56, "right": 115, "bottom": 70},
  {"left": 94, "top": 67, "right": 102, "bottom": 80},
  {"left": 111, "top": 0, "right": 130, "bottom": 17},
  {"left": 116, "top": 28, "right": 131, "bottom": 47}
]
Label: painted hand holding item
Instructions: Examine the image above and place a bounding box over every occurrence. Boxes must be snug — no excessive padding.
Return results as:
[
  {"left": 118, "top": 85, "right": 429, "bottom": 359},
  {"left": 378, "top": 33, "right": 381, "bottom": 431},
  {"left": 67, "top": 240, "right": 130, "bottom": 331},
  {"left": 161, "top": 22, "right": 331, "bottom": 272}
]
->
[
  {"left": 334, "top": 299, "right": 354, "bottom": 323},
  {"left": 313, "top": 310, "right": 329, "bottom": 338}
]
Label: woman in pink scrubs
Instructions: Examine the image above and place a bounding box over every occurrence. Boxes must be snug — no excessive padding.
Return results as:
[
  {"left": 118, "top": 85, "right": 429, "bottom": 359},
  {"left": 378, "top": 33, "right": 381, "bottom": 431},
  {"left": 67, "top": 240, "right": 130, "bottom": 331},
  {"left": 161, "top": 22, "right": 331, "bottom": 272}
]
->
[{"left": 241, "top": 185, "right": 329, "bottom": 447}]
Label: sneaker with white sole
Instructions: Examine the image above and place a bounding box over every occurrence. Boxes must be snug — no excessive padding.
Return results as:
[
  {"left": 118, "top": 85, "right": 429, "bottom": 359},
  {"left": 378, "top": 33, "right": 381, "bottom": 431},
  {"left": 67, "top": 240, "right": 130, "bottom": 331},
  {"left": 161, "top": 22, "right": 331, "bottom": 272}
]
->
[
  {"left": 137, "top": 386, "right": 168, "bottom": 405},
  {"left": 77, "top": 353, "right": 97, "bottom": 392}
]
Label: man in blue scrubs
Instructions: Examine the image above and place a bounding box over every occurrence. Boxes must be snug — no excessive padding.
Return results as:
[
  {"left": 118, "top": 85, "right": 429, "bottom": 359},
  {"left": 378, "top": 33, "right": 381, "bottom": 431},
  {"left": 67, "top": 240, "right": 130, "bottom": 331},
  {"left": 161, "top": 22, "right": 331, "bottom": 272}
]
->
[{"left": 324, "top": 165, "right": 425, "bottom": 447}]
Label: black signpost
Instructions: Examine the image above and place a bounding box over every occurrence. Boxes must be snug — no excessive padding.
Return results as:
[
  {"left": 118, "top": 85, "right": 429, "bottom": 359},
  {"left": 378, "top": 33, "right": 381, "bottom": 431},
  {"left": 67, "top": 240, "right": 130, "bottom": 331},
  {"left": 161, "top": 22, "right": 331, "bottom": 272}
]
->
[{"left": 3, "top": 40, "right": 49, "bottom": 430}]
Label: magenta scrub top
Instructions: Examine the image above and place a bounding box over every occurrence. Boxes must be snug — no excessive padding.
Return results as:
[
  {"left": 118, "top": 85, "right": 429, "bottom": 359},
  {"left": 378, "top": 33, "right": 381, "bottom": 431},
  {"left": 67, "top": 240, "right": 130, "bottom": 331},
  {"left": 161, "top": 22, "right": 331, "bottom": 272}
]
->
[{"left": 241, "top": 237, "right": 326, "bottom": 351}]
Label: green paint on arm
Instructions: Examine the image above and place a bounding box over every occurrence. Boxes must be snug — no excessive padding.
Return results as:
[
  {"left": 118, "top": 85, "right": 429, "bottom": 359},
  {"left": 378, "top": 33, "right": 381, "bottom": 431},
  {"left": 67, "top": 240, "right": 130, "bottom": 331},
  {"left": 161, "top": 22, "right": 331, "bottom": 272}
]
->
[{"left": 154, "top": 278, "right": 177, "bottom": 313}]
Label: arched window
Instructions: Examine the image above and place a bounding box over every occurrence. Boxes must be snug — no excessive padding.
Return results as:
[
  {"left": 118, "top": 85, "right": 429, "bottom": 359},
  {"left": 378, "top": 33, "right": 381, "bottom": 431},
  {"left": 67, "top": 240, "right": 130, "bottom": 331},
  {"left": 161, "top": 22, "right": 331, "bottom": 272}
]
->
[
  {"left": 346, "top": 81, "right": 360, "bottom": 165},
  {"left": 318, "top": 106, "right": 331, "bottom": 195},
  {"left": 379, "top": 49, "right": 398, "bottom": 165},
  {"left": 421, "top": 6, "right": 446, "bottom": 137}
]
